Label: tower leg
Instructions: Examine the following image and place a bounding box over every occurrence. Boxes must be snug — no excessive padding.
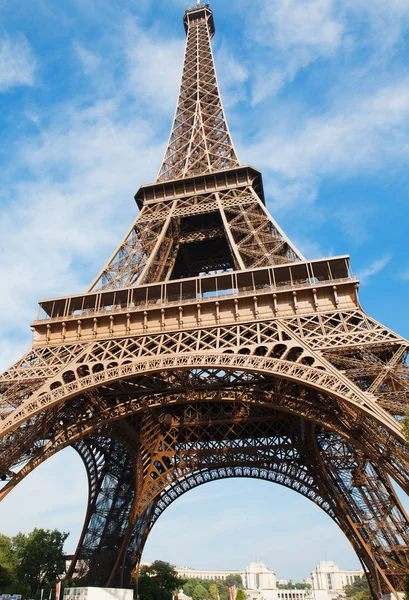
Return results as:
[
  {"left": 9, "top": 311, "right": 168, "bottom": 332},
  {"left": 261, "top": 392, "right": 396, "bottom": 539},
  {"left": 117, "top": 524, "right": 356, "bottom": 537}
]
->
[
  {"left": 315, "top": 428, "right": 409, "bottom": 598},
  {"left": 69, "top": 434, "right": 137, "bottom": 587}
]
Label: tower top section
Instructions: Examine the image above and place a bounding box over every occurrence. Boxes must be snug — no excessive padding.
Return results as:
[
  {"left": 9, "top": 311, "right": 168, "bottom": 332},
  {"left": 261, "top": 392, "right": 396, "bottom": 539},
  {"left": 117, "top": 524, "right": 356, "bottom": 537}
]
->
[
  {"left": 156, "top": 2, "right": 239, "bottom": 182},
  {"left": 183, "top": 4, "right": 215, "bottom": 37}
]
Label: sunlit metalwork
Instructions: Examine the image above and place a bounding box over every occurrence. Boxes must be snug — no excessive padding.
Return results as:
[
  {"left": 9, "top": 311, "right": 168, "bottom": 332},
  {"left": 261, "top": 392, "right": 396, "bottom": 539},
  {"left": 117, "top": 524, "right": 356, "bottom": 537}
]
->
[{"left": 1, "top": 4, "right": 409, "bottom": 597}]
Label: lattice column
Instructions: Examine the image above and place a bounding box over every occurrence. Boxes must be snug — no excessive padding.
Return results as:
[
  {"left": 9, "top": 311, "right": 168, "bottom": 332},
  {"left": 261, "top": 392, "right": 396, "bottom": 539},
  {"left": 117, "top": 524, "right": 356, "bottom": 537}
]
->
[
  {"left": 88, "top": 199, "right": 180, "bottom": 291},
  {"left": 216, "top": 188, "right": 303, "bottom": 267},
  {"left": 68, "top": 433, "right": 137, "bottom": 587},
  {"left": 315, "top": 430, "right": 409, "bottom": 596}
]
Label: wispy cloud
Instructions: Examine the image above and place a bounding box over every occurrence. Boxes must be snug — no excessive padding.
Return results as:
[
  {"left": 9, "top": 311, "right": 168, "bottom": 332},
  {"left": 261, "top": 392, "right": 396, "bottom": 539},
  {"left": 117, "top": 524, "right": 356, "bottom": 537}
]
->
[
  {"left": 215, "top": 43, "right": 249, "bottom": 109},
  {"left": 74, "top": 42, "right": 102, "bottom": 74},
  {"left": 0, "top": 15, "right": 190, "bottom": 371},
  {"left": 356, "top": 254, "right": 392, "bottom": 284},
  {"left": 243, "top": 79, "right": 409, "bottom": 213},
  {"left": 250, "top": 0, "right": 343, "bottom": 104},
  {"left": 124, "top": 19, "right": 184, "bottom": 113},
  {"left": 0, "top": 35, "right": 37, "bottom": 91},
  {"left": 0, "top": 98, "right": 163, "bottom": 370}
]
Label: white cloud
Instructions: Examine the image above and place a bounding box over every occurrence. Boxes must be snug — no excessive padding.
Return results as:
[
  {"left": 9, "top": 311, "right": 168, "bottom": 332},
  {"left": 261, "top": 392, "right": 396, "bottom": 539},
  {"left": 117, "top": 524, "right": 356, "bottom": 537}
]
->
[
  {"left": 124, "top": 19, "right": 184, "bottom": 113},
  {"left": 244, "top": 0, "right": 409, "bottom": 104},
  {"left": 343, "top": 0, "right": 409, "bottom": 52},
  {"left": 258, "top": 0, "right": 343, "bottom": 52},
  {"left": 215, "top": 43, "right": 249, "bottom": 109},
  {"left": 0, "top": 35, "right": 37, "bottom": 91},
  {"left": 242, "top": 78, "right": 409, "bottom": 210},
  {"left": 0, "top": 97, "right": 164, "bottom": 370},
  {"left": 249, "top": 0, "right": 343, "bottom": 104},
  {"left": 74, "top": 42, "right": 102, "bottom": 74},
  {"left": 356, "top": 254, "right": 392, "bottom": 284},
  {"left": 0, "top": 16, "right": 187, "bottom": 370}
]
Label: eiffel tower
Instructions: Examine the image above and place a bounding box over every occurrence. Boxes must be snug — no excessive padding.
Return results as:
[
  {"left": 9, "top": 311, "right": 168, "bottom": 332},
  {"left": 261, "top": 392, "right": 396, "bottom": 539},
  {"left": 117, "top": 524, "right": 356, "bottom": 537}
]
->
[{"left": 1, "top": 2, "right": 409, "bottom": 596}]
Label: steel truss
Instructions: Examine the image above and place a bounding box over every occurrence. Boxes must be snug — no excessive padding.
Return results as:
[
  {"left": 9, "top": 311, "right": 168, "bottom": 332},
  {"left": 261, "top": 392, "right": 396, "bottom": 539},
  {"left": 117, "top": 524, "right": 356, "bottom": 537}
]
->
[{"left": 1, "top": 3, "right": 409, "bottom": 598}]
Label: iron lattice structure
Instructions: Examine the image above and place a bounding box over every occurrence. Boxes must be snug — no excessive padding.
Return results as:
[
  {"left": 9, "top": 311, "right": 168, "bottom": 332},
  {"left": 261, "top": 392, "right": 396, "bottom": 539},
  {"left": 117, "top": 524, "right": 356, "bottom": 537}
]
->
[{"left": 1, "top": 3, "right": 409, "bottom": 596}]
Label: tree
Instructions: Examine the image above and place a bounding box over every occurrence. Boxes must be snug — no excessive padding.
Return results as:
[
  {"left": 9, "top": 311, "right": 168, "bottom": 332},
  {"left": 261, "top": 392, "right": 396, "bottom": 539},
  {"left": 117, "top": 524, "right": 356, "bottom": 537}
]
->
[
  {"left": 294, "top": 583, "right": 311, "bottom": 590},
  {"left": 209, "top": 584, "right": 219, "bottom": 600},
  {"left": 192, "top": 584, "right": 209, "bottom": 600},
  {"left": 183, "top": 581, "right": 196, "bottom": 597},
  {"left": 15, "top": 528, "right": 68, "bottom": 596},
  {"left": 139, "top": 560, "right": 182, "bottom": 600},
  {"left": 0, "top": 563, "right": 14, "bottom": 590},
  {"left": 0, "top": 534, "right": 16, "bottom": 591},
  {"left": 235, "top": 590, "right": 246, "bottom": 600},
  {"left": 344, "top": 577, "right": 369, "bottom": 600},
  {"left": 278, "top": 582, "right": 295, "bottom": 590},
  {"left": 227, "top": 575, "right": 243, "bottom": 588}
]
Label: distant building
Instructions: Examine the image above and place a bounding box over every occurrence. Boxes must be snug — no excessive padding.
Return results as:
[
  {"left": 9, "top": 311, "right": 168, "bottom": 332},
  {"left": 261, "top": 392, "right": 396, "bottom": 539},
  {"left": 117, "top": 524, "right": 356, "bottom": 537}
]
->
[
  {"left": 175, "top": 567, "right": 242, "bottom": 581},
  {"left": 174, "top": 559, "right": 366, "bottom": 600},
  {"left": 63, "top": 589, "right": 132, "bottom": 600},
  {"left": 176, "top": 562, "right": 277, "bottom": 590},
  {"left": 244, "top": 562, "right": 277, "bottom": 591},
  {"left": 310, "top": 561, "right": 365, "bottom": 598},
  {"left": 177, "top": 563, "right": 283, "bottom": 600}
]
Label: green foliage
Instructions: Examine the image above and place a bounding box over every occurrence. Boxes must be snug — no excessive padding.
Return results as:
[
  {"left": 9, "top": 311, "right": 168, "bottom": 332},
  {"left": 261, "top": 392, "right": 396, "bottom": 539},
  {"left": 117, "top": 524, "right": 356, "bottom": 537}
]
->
[
  {"left": 16, "top": 528, "right": 68, "bottom": 595},
  {"left": 0, "top": 528, "right": 68, "bottom": 597},
  {"left": 182, "top": 575, "right": 243, "bottom": 600},
  {"left": 227, "top": 575, "right": 243, "bottom": 587},
  {"left": 294, "top": 584, "right": 311, "bottom": 590},
  {"left": 0, "top": 563, "right": 14, "bottom": 589},
  {"left": 235, "top": 589, "right": 246, "bottom": 600},
  {"left": 344, "top": 577, "right": 369, "bottom": 600},
  {"left": 277, "top": 582, "right": 310, "bottom": 591},
  {"left": 61, "top": 578, "right": 79, "bottom": 589},
  {"left": 404, "top": 575, "right": 409, "bottom": 600},
  {"left": 139, "top": 560, "right": 182, "bottom": 600},
  {"left": 0, "top": 534, "right": 17, "bottom": 592},
  {"left": 193, "top": 584, "right": 209, "bottom": 600}
]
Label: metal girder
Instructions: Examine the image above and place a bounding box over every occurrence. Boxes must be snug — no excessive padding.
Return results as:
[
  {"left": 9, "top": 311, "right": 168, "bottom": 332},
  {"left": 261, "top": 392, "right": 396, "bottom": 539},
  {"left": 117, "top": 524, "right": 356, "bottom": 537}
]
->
[
  {"left": 67, "top": 430, "right": 138, "bottom": 587},
  {"left": 1, "top": 2, "right": 409, "bottom": 598},
  {"left": 157, "top": 5, "right": 239, "bottom": 182}
]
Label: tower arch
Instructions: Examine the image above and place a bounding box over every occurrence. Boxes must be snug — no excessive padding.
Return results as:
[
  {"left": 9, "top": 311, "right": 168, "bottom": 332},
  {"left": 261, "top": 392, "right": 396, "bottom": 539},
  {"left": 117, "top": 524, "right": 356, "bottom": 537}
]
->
[{"left": 1, "top": 2, "right": 409, "bottom": 597}]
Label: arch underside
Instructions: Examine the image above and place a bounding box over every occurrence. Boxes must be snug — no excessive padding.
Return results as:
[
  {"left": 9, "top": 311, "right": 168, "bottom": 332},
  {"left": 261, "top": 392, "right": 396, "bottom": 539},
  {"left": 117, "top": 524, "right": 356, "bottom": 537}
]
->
[
  {"left": 1, "top": 365, "right": 406, "bottom": 595},
  {"left": 64, "top": 395, "right": 409, "bottom": 595}
]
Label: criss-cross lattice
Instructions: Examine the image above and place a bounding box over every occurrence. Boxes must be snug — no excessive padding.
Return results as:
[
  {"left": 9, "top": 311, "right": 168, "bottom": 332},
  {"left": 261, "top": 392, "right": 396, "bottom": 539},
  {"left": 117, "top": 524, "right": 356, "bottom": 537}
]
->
[
  {"left": 157, "top": 6, "right": 239, "bottom": 182},
  {"left": 1, "top": 3, "right": 409, "bottom": 597}
]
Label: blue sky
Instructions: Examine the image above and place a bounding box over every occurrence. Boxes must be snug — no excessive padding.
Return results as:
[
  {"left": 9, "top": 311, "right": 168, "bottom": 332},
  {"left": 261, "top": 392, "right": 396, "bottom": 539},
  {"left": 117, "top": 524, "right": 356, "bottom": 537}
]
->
[{"left": 1, "top": 0, "right": 409, "bottom": 582}]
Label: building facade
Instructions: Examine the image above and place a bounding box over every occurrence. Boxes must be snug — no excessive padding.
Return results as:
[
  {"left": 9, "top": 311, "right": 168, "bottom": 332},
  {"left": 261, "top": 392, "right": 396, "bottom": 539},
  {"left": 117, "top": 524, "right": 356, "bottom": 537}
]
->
[
  {"left": 176, "top": 563, "right": 277, "bottom": 589},
  {"left": 175, "top": 567, "right": 243, "bottom": 581},
  {"left": 177, "top": 560, "right": 365, "bottom": 600},
  {"left": 244, "top": 562, "right": 277, "bottom": 590},
  {"left": 310, "top": 561, "right": 365, "bottom": 596}
]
